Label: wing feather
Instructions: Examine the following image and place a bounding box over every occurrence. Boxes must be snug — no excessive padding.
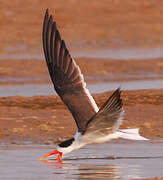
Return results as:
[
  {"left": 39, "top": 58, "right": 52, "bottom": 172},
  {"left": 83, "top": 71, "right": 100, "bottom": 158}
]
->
[
  {"left": 42, "top": 9, "right": 99, "bottom": 132},
  {"left": 83, "top": 88, "right": 124, "bottom": 141},
  {"left": 50, "top": 22, "right": 56, "bottom": 61}
]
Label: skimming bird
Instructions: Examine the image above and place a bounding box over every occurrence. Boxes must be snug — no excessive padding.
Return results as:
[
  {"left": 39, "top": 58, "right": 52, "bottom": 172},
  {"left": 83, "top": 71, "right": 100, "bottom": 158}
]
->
[{"left": 40, "top": 9, "right": 148, "bottom": 162}]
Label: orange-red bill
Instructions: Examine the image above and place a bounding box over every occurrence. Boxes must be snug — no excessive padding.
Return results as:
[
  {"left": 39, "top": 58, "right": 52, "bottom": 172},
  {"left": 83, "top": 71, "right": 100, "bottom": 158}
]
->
[{"left": 40, "top": 150, "right": 59, "bottom": 160}]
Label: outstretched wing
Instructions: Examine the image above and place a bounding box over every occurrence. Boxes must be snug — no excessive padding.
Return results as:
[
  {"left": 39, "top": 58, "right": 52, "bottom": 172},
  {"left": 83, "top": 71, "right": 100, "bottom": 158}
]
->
[
  {"left": 42, "top": 9, "right": 99, "bottom": 132},
  {"left": 82, "top": 88, "right": 124, "bottom": 142}
]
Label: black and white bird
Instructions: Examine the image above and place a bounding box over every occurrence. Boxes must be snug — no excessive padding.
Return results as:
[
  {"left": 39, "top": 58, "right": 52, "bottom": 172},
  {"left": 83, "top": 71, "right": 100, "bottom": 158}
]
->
[{"left": 40, "top": 9, "right": 148, "bottom": 162}]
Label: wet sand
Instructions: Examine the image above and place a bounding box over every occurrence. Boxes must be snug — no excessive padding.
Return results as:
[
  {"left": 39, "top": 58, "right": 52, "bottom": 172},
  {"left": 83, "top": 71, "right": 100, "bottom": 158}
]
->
[
  {"left": 1, "top": 0, "right": 163, "bottom": 52},
  {"left": 0, "top": 58, "right": 163, "bottom": 85},
  {"left": 0, "top": 0, "right": 162, "bottom": 144},
  {"left": 0, "top": 89, "right": 163, "bottom": 144},
  {"left": 0, "top": 57, "right": 163, "bottom": 143},
  {"left": 0, "top": 6, "right": 163, "bottom": 144}
]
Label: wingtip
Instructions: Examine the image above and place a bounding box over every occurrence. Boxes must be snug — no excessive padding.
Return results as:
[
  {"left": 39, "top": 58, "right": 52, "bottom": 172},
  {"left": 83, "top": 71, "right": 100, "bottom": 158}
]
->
[
  {"left": 116, "top": 87, "right": 121, "bottom": 93},
  {"left": 43, "top": 9, "right": 49, "bottom": 29},
  {"left": 112, "top": 87, "right": 121, "bottom": 99},
  {"left": 45, "top": 8, "right": 49, "bottom": 18},
  {"left": 49, "top": 15, "right": 53, "bottom": 22},
  {"left": 46, "top": 8, "right": 49, "bottom": 13}
]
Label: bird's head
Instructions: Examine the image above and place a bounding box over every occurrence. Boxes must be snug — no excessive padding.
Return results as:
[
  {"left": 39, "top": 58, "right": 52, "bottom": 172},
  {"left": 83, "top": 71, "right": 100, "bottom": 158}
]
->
[{"left": 40, "top": 138, "right": 75, "bottom": 162}]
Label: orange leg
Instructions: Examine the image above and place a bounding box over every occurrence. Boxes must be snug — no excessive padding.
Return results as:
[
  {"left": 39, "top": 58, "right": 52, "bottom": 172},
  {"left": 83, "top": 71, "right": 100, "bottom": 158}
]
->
[{"left": 56, "top": 152, "right": 63, "bottom": 163}]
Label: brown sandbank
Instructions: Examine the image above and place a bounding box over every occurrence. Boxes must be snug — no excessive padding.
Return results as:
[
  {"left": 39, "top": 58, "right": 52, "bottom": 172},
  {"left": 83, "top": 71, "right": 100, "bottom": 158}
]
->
[{"left": 0, "top": 89, "right": 162, "bottom": 144}]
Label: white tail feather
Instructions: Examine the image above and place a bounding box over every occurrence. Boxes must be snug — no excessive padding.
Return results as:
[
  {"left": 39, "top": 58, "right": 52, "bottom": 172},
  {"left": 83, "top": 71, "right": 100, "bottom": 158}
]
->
[{"left": 116, "top": 128, "right": 149, "bottom": 140}]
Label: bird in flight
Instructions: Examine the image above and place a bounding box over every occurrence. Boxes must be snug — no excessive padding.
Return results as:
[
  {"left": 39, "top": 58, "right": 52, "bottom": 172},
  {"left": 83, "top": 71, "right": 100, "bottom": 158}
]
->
[{"left": 40, "top": 9, "right": 148, "bottom": 163}]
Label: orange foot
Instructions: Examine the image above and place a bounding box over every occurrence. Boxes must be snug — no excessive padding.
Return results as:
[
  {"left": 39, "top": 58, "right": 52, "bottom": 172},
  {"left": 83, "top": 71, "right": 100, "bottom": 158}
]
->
[{"left": 40, "top": 150, "right": 63, "bottom": 163}]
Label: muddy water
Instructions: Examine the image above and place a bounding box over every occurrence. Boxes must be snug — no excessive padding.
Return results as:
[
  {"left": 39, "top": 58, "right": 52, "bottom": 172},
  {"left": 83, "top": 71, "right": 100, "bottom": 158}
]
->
[
  {"left": 0, "top": 140, "right": 163, "bottom": 180},
  {"left": 0, "top": 80, "right": 163, "bottom": 97},
  {"left": 72, "top": 46, "right": 163, "bottom": 59},
  {"left": 1, "top": 46, "right": 163, "bottom": 60}
]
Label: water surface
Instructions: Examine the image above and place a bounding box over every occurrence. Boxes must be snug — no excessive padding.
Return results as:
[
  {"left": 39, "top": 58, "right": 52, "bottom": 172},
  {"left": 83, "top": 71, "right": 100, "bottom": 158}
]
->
[
  {"left": 1, "top": 46, "right": 163, "bottom": 60},
  {"left": 72, "top": 46, "right": 163, "bottom": 59},
  {"left": 0, "top": 80, "right": 163, "bottom": 97},
  {"left": 0, "top": 140, "right": 163, "bottom": 180}
]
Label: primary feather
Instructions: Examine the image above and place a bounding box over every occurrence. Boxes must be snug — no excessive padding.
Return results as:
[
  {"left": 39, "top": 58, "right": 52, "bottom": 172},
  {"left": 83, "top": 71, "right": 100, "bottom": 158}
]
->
[{"left": 43, "top": 9, "right": 98, "bottom": 132}]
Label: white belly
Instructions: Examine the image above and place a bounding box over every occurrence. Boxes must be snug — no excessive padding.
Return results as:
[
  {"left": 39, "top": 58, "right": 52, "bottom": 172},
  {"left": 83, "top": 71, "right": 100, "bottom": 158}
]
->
[{"left": 94, "top": 132, "right": 119, "bottom": 144}]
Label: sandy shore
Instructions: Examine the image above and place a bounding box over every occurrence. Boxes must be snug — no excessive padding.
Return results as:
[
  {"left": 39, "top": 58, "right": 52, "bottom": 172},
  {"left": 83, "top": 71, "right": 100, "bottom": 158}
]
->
[
  {"left": 0, "top": 0, "right": 162, "bottom": 144},
  {"left": 0, "top": 58, "right": 163, "bottom": 85},
  {"left": 1, "top": 0, "right": 163, "bottom": 52},
  {"left": 0, "top": 58, "right": 163, "bottom": 144},
  {"left": 0, "top": 89, "right": 162, "bottom": 144},
  {"left": 0, "top": 0, "right": 162, "bottom": 146}
]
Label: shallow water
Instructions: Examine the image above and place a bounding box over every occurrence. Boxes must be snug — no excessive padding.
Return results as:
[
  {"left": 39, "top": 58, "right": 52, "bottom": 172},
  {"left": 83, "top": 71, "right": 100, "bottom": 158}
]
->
[
  {"left": 87, "top": 73, "right": 163, "bottom": 81},
  {"left": 0, "top": 140, "right": 163, "bottom": 180},
  {"left": 1, "top": 46, "right": 163, "bottom": 60},
  {"left": 73, "top": 46, "right": 163, "bottom": 59},
  {"left": 0, "top": 77, "right": 46, "bottom": 83},
  {"left": 0, "top": 80, "right": 163, "bottom": 97}
]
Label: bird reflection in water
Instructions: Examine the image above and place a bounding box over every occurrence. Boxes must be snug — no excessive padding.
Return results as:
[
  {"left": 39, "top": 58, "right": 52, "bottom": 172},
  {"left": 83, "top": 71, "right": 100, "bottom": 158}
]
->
[{"left": 40, "top": 159, "right": 120, "bottom": 179}]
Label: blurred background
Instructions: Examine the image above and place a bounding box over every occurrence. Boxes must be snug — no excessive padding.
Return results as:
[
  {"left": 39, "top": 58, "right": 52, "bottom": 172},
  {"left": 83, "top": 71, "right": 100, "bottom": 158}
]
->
[
  {"left": 0, "top": 3, "right": 163, "bottom": 179},
  {"left": 0, "top": 0, "right": 163, "bottom": 91},
  {"left": 1, "top": 0, "right": 163, "bottom": 51},
  {"left": 0, "top": 0, "right": 163, "bottom": 142}
]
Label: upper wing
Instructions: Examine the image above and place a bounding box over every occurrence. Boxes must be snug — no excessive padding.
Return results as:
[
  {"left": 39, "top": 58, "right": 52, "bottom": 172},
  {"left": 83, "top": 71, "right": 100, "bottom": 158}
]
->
[
  {"left": 42, "top": 9, "right": 99, "bottom": 132},
  {"left": 82, "top": 88, "right": 124, "bottom": 140}
]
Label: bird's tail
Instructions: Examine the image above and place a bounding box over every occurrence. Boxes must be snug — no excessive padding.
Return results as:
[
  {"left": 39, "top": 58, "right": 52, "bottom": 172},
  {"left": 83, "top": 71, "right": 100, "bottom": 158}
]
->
[{"left": 116, "top": 128, "right": 149, "bottom": 140}]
